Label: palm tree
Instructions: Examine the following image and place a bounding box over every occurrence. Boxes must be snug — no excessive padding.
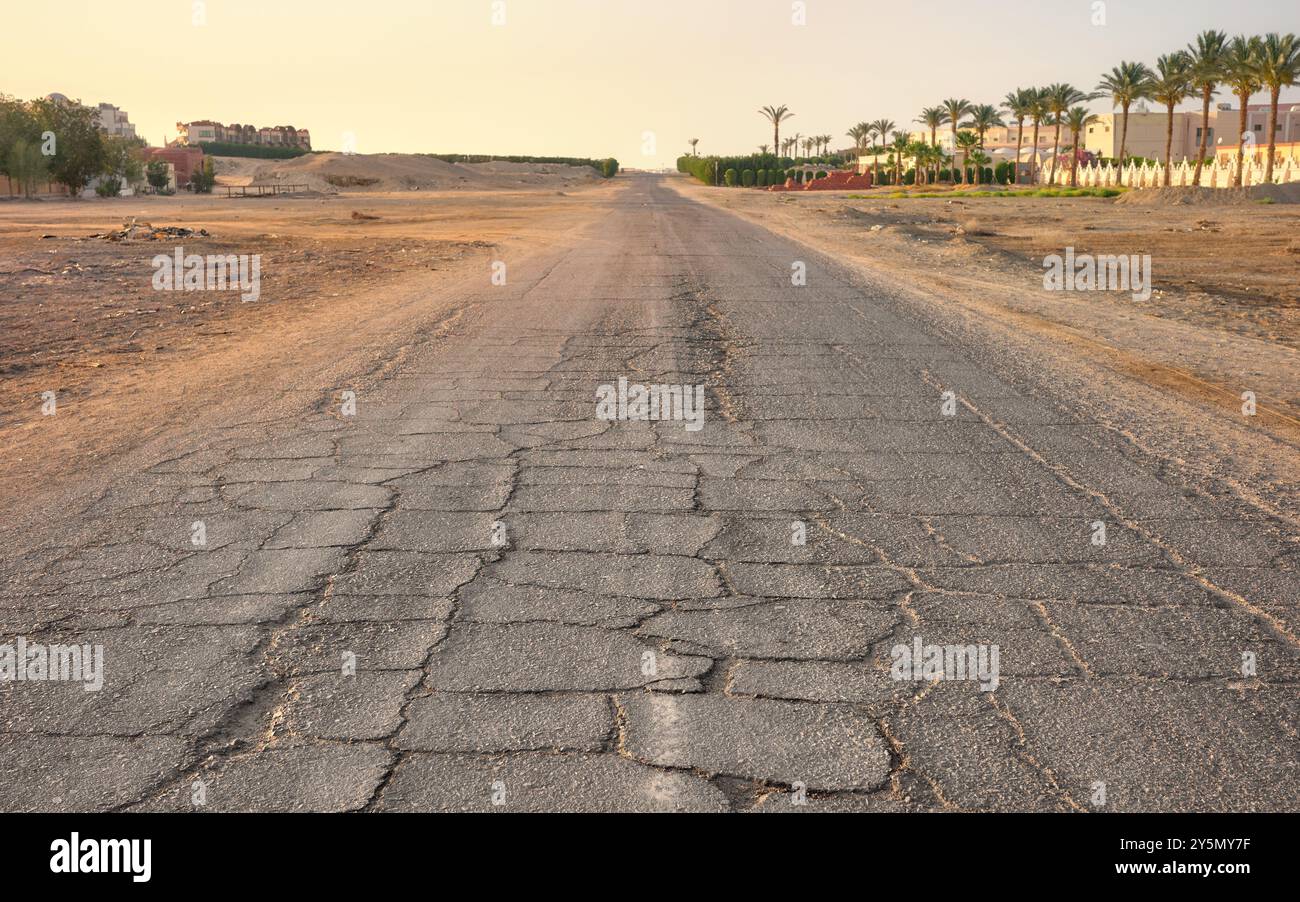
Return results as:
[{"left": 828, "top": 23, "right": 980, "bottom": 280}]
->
[
  {"left": 846, "top": 123, "right": 866, "bottom": 154},
  {"left": 1186, "top": 30, "right": 1229, "bottom": 184},
  {"left": 688, "top": 138, "right": 700, "bottom": 156},
  {"left": 926, "top": 143, "right": 950, "bottom": 185},
  {"left": 759, "top": 105, "right": 794, "bottom": 161},
  {"left": 966, "top": 150, "right": 991, "bottom": 185},
  {"left": 1002, "top": 88, "right": 1037, "bottom": 184},
  {"left": 1150, "top": 52, "right": 1195, "bottom": 186},
  {"left": 890, "top": 132, "right": 910, "bottom": 185},
  {"left": 917, "top": 106, "right": 946, "bottom": 155},
  {"left": 1251, "top": 32, "right": 1300, "bottom": 183},
  {"left": 1065, "top": 106, "right": 1097, "bottom": 186},
  {"left": 870, "top": 119, "right": 894, "bottom": 185},
  {"left": 1045, "top": 83, "right": 1094, "bottom": 186},
  {"left": 955, "top": 131, "right": 979, "bottom": 183},
  {"left": 1026, "top": 88, "right": 1050, "bottom": 184},
  {"left": 1097, "top": 61, "right": 1154, "bottom": 184},
  {"left": 940, "top": 98, "right": 974, "bottom": 183},
  {"left": 1224, "top": 36, "right": 1263, "bottom": 186},
  {"left": 963, "top": 104, "right": 1006, "bottom": 151}
]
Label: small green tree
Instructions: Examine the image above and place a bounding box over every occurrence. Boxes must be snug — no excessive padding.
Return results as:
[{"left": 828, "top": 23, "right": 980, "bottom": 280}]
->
[
  {"left": 30, "top": 96, "right": 105, "bottom": 196},
  {"left": 7, "top": 138, "right": 47, "bottom": 197},
  {"left": 146, "top": 159, "right": 170, "bottom": 191},
  {"left": 601, "top": 157, "right": 619, "bottom": 177},
  {"left": 101, "top": 135, "right": 143, "bottom": 190},
  {"left": 723, "top": 168, "right": 738, "bottom": 186},
  {"left": 190, "top": 157, "right": 216, "bottom": 193},
  {"left": 741, "top": 169, "right": 755, "bottom": 187}
]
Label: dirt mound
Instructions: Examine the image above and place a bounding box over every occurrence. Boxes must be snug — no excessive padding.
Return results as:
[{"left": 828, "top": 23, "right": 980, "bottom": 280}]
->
[
  {"left": 212, "top": 153, "right": 601, "bottom": 193},
  {"left": 1115, "top": 183, "right": 1300, "bottom": 206}
]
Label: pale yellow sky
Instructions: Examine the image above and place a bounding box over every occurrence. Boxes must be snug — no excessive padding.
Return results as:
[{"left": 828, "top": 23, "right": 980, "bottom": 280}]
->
[{"left": 7, "top": 0, "right": 1299, "bottom": 165}]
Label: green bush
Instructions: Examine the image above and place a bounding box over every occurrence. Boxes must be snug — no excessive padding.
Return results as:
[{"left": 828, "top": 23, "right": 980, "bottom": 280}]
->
[
  {"left": 741, "top": 169, "right": 755, "bottom": 187},
  {"left": 95, "top": 176, "right": 123, "bottom": 197},
  {"left": 601, "top": 158, "right": 619, "bottom": 178},
  {"left": 723, "top": 168, "right": 738, "bottom": 187},
  {"left": 756, "top": 169, "right": 767, "bottom": 187},
  {"left": 190, "top": 157, "right": 216, "bottom": 193},
  {"left": 677, "top": 153, "right": 794, "bottom": 186}
]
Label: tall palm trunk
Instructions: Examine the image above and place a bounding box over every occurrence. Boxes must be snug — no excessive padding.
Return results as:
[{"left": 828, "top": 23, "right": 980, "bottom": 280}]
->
[
  {"left": 1070, "top": 130, "right": 1081, "bottom": 187},
  {"left": 929, "top": 126, "right": 938, "bottom": 185},
  {"left": 1234, "top": 91, "right": 1249, "bottom": 186},
  {"left": 1117, "top": 103, "right": 1131, "bottom": 186},
  {"left": 1048, "top": 119, "right": 1062, "bottom": 185},
  {"left": 1012, "top": 117, "right": 1024, "bottom": 184},
  {"left": 1193, "top": 86, "right": 1213, "bottom": 184},
  {"left": 1265, "top": 87, "right": 1281, "bottom": 183},
  {"left": 1163, "top": 100, "right": 1176, "bottom": 186},
  {"left": 1030, "top": 118, "right": 1041, "bottom": 184},
  {"left": 951, "top": 124, "right": 961, "bottom": 184}
]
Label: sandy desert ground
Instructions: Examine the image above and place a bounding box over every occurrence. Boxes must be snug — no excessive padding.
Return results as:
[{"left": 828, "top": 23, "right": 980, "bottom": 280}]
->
[{"left": 0, "top": 171, "right": 617, "bottom": 506}]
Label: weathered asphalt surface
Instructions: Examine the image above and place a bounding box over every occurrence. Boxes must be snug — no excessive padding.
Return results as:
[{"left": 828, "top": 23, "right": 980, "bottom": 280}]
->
[{"left": 2, "top": 173, "right": 1297, "bottom": 812}]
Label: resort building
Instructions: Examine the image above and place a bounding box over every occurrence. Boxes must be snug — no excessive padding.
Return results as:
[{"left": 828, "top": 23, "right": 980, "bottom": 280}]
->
[
  {"left": 1084, "top": 103, "right": 1300, "bottom": 162},
  {"left": 96, "top": 103, "right": 137, "bottom": 139},
  {"left": 175, "top": 120, "right": 311, "bottom": 150}
]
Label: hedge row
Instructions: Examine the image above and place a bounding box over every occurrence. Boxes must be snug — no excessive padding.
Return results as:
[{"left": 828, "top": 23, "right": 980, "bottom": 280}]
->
[
  {"left": 423, "top": 154, "right": 618, "bottom": 177},
  {"left": 198, "top": 142, "right": 308, "bottom": 159},
  {"left": 679, "top": 155, "right": 814, "bottom": 188}
]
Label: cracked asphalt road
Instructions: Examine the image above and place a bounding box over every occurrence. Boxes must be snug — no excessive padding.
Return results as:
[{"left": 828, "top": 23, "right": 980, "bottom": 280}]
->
[{"left": 2, "top": 173, "right": 1297, "bottom": 812}]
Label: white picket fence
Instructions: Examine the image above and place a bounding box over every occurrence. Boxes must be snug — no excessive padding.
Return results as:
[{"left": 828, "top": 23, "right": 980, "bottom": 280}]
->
[{"left": 1036, "top": 156, "right": 1299, "bottom": 188}]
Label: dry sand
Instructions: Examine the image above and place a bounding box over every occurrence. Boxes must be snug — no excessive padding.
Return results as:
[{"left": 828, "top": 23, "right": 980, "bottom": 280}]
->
[
  {"left": 213, "top": 152, "right": 603, "bottom": 194},
  {"left": 0, "top": 180, "right": 615, "bottom": 490},
  {"left": 1114, "top": 183, "right": 1300, "bottom": 206}
]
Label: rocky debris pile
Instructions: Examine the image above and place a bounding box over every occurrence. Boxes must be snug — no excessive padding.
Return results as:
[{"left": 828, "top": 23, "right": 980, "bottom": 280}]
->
[{"left": 92, "top": 219, "right": 211, "bottom": 241}]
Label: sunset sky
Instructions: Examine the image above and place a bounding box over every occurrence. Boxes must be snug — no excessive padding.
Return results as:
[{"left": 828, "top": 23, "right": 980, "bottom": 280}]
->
[{"left": 7, "top": 0, "right": 1300, "bottom": 166}]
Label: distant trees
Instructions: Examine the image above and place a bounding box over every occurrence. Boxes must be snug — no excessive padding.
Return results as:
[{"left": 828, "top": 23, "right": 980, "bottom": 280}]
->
[
  {"left": 1096, "top": 62, "right": 1154, "bottom": 183},
  {"left": 1150, "top": 52, "right": 1195, "bottom": 185},
  {"left": 1186, "top": 30, "right": 1229, "bottom": 183},
  {"left": 146, "top": 159, "right": 170, "bottom": 191},
  {"left": 842, "top": 26, "right": 1295, "bottom": 193},
  {"left": 1065, "top": 106, "right": 1098, "bottom": 186},
  {"left": 758, "top": 105, "right": 794, "bottom": 161},
  {"left": 1224, "top": 36, "right": 1263, "bottom": 187},
  {"left": 191, "top": 157, "right": 216, "bottom": 193},
  {"left": 939, "top": 99, "right": 974, "bottom": 182},
  {"left": 27, "top": 96, "right": 106, "bottom": 195},
  {"left": 1001, "top": 89, "right": 1037, "bottom": 184},
  {"left": 1252, "top": 32, "right": 1300, "bottom": 183}
]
